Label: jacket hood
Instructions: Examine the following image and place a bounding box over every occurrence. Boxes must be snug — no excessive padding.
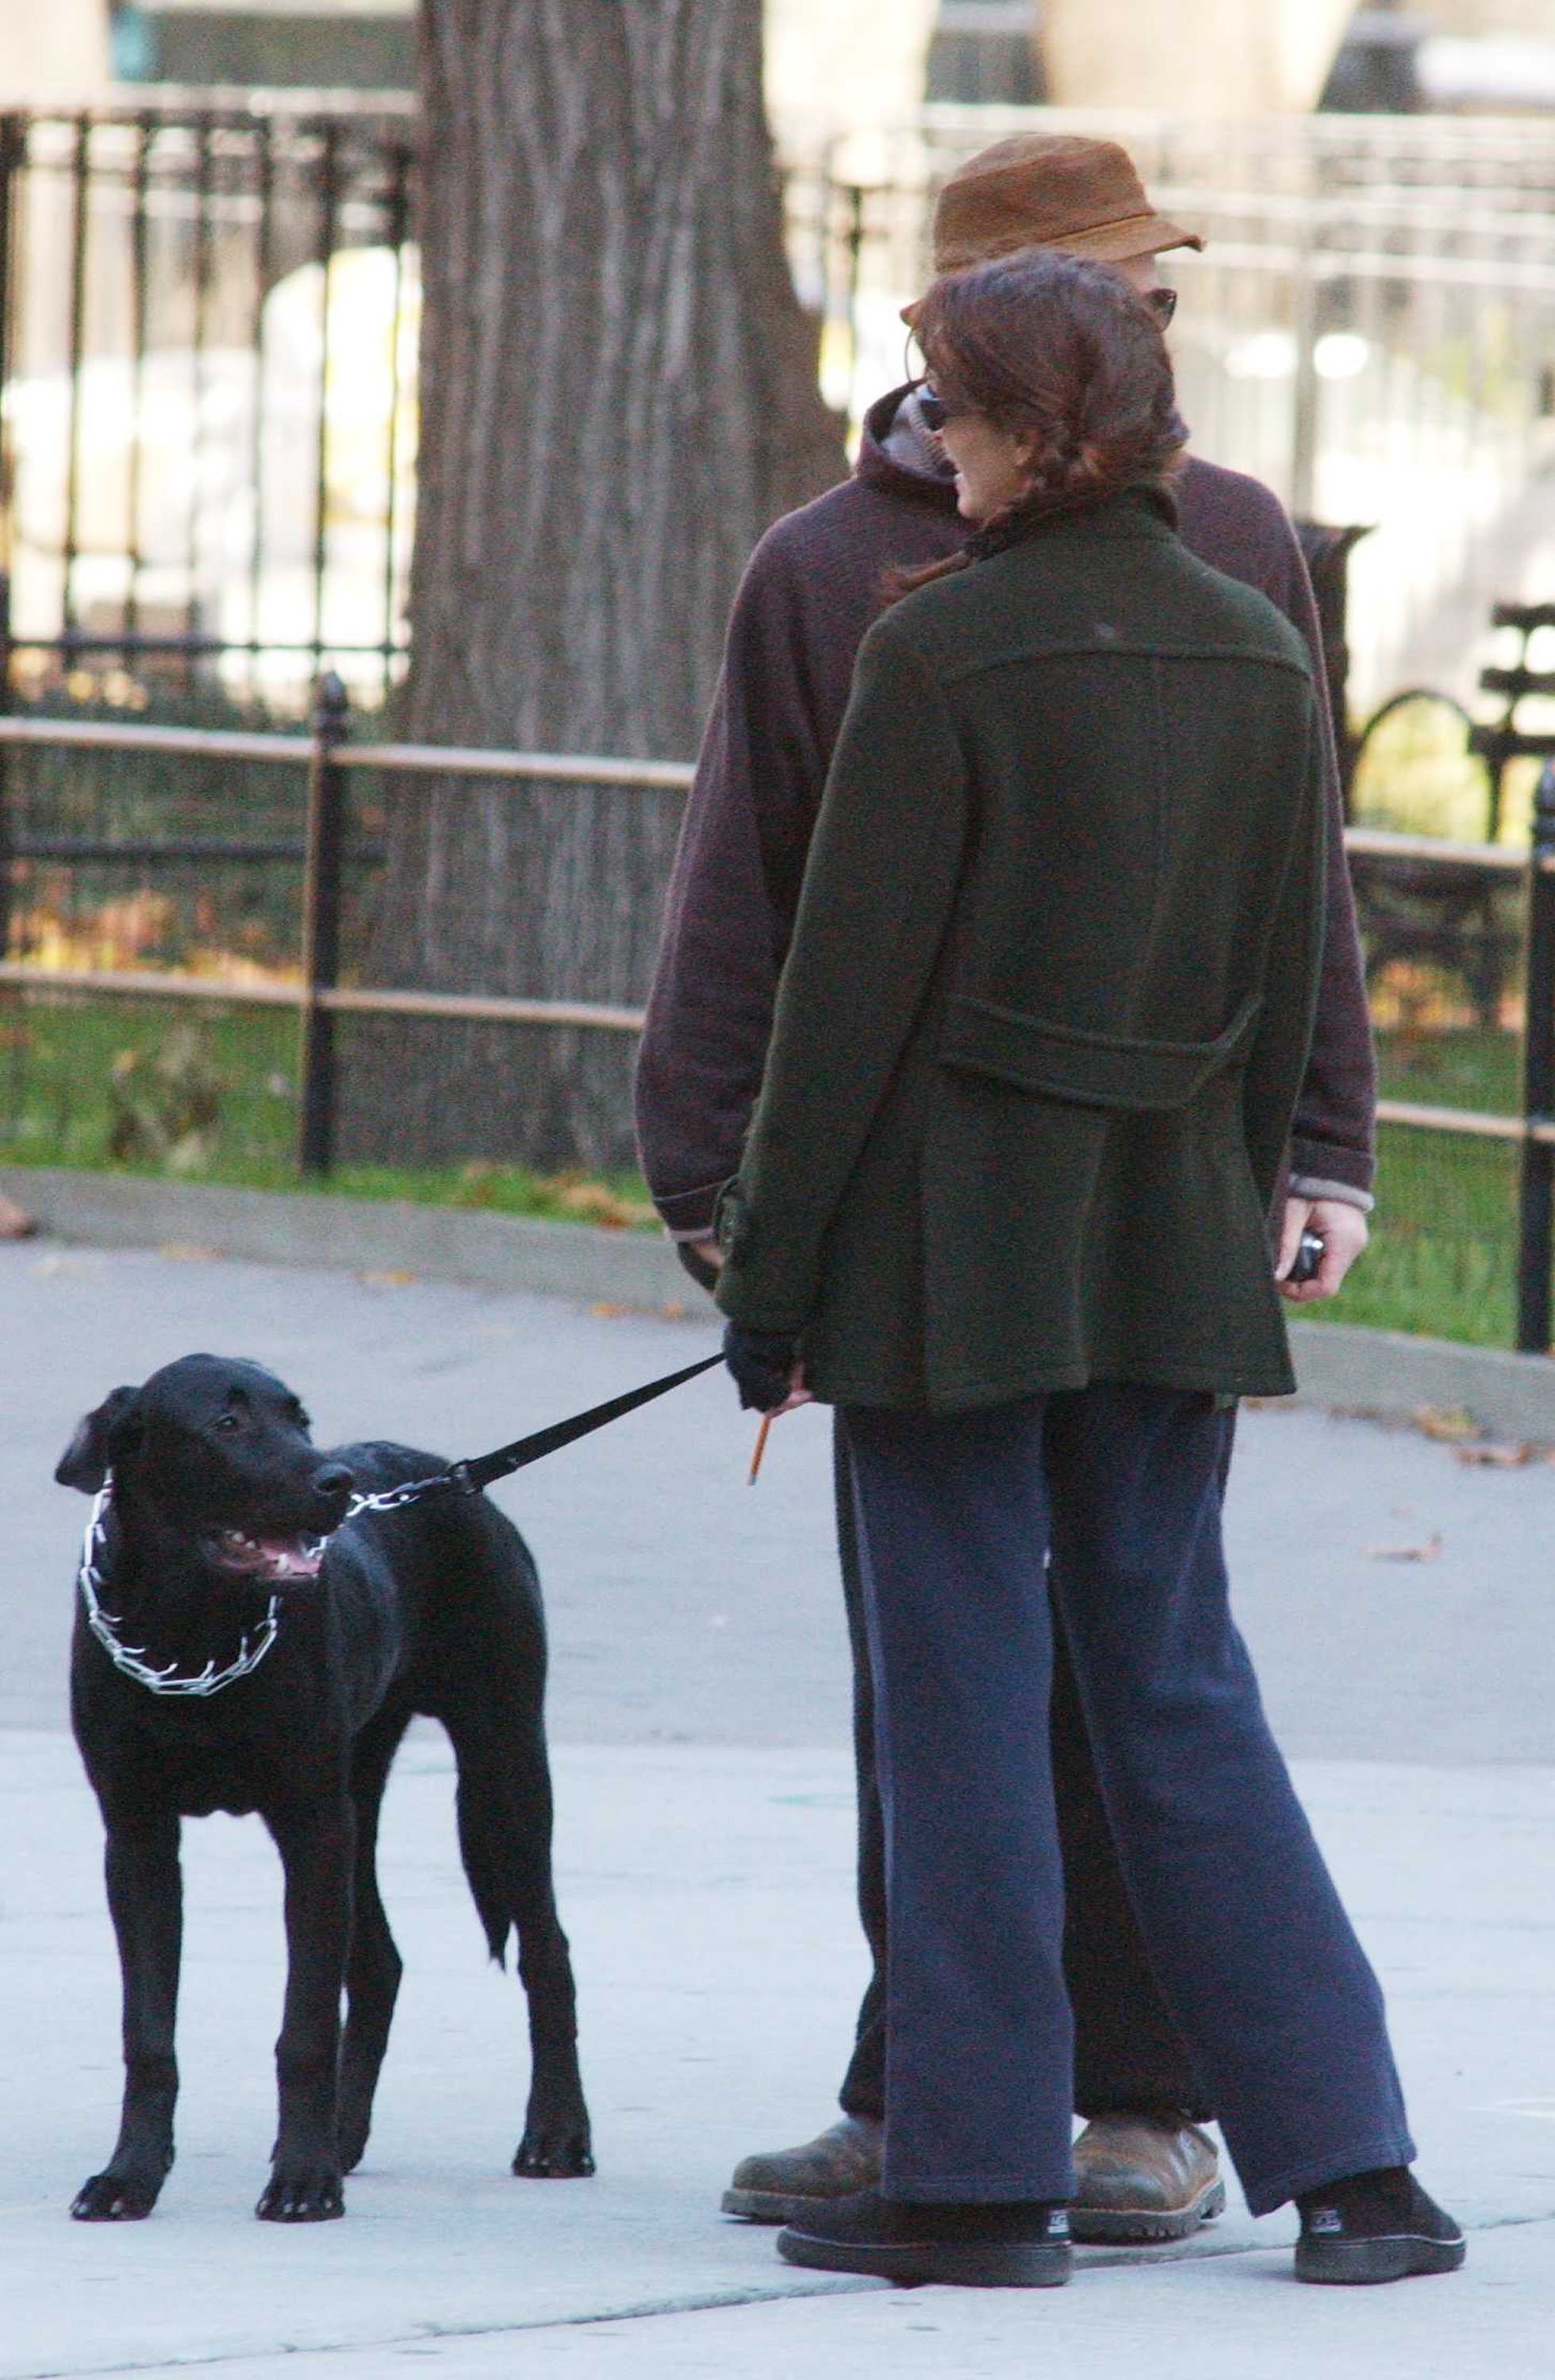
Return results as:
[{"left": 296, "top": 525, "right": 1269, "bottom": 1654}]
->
[{"left": 855, "top": 385, "right": 961, "bottom": 512}]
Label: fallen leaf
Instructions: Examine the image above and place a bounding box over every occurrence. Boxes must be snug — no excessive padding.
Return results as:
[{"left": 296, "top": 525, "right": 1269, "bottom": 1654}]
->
[
  {"left": 363, "top": 1268, "right": 414, "bottom": 1288},
  {"left": 1453, "top": 1441, "right": 1531, "bottom": 1468},
  {"left": 159, "top": 1242, "right": 221, "bottom": 1264},
  {"left": 1411, "top": 1405, "right": 1480, "bottom": 1443},
  {"left": 0, "top": 1193, "right": 36, "bottom": 1240},
  {"left": 589, "top": 1301, "right": 628, "bottom": 1319},
  {"left": 547, "top": 1177, "right": 656, "bottom": 1230},
  {"left": 1365, "top": 1532, "right": 1443, "bottom": 1562},
  {"left": 660, "top": 1301, "right": 688, "bottom": 1320}
]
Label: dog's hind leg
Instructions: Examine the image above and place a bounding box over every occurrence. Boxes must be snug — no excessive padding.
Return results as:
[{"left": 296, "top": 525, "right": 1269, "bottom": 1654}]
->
[
  {"left": 443, "top": 1711, "right": 593, "bottom": 2180},
  {"left": 72, "top": 1813, "right": 183, "bottom": 2221},
  {"left": 337, "top": 1702, "right": 412, "bottom": 2173}
]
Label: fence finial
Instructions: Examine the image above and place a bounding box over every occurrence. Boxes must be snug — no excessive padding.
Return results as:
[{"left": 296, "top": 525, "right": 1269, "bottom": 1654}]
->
[{"left": 315, "top": 669, "right": 350, "bottom": 743}]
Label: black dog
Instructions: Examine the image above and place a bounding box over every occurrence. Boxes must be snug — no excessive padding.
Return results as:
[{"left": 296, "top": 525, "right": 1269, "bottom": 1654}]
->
[{"left": 56, "top": 1353, "right": 593, "bottom": 2222}]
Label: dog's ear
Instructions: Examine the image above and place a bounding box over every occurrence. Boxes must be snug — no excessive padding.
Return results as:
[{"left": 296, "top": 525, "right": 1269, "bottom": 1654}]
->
[{"left": 55, "top": 1387, "right": 143, "bottom": 1492}]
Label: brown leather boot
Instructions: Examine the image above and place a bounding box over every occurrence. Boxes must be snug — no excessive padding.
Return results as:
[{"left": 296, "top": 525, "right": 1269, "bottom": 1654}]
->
[
  {"left": 721, "top": 2113, "right": 884, "bottom": 2223},
  {"left": 1069, "top": 2112, "right": 1225, "bottom": 2244}
]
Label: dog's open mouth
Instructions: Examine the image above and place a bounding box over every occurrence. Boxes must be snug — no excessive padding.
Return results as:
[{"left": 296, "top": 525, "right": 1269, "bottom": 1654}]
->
[{"left": 208, "top": 1529, "right": 328, "bottom": 1583}]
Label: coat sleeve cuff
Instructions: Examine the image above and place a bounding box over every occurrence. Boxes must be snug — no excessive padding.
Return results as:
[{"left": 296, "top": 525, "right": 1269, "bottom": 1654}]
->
[
  {"left": 1288, "top": 1134, "right": 1374, "bottom": 1198},
  {"left": 1288, "top": 1174, "right": 1375, "bottom": 1214},
  {"left": 651, "top": 1180, "right": 727, "bottom": 1237}
]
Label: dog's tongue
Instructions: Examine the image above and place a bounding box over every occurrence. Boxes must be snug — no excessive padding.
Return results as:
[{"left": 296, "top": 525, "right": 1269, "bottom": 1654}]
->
[
  {"left": 259, "top": 1537, "right": 322, "bottom": 1581},
  {"left": 218, "top": 1529, "right": 324, "bottom": 1581}
]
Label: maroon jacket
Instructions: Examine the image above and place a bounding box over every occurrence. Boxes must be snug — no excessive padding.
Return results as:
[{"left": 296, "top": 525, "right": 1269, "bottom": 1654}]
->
[{"left": 636, "top": 388, "right": 1376, "bottom": 1240}]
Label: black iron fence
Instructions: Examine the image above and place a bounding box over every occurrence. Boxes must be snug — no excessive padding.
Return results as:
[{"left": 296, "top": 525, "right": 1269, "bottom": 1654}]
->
[
  {"left": 4, "top": 693, "right": 1555, "bottom": 1355},
  {"left": 0, "top": 683, "right": 682, "bottom": 1173},
  {"left": 0, "top": 96, "right": 417, "bottom": 709}
]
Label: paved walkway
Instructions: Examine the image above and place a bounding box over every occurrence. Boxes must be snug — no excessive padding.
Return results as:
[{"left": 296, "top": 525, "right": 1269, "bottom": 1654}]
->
[{"left": 2, "top": 1239, "right": 1552, "bottom": 2376}]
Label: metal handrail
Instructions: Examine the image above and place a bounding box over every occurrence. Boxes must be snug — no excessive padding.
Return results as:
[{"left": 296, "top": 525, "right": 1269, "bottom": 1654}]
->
[
  {"left": 338, "top": 741, "right": 695, "bottom": 790},
  {"left": 1375, "top": 1098, "right": 1555, "bottom": 1143},
  {"left": 1346, "top": 826, "right": 1528, "bottom": 873},
  {"left": 0, "top": 715, "right": 695, "bottom": 791},
  {"left": 0, "top": 716, "right": 311, "bottom": 766},
  {"left": 0, "top": 715, "right": 1539, "bottom": 831},
  {"left": 0, "top": 961, "right": 644, "bottom": 1035}
]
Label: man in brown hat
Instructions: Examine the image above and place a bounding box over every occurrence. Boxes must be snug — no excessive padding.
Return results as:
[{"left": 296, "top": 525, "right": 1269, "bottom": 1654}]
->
[{"left": 635, "top": 133, "right": 1376, "bottom": 2241}]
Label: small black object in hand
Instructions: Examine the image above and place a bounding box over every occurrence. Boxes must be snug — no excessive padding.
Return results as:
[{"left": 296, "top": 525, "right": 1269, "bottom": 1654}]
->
[
  {"left": 723, "top": 1323, "right": 799, "bottom": 1413},
  {"left": 1288, "top": 1227, "right": 1326, "bottom": 1286}
]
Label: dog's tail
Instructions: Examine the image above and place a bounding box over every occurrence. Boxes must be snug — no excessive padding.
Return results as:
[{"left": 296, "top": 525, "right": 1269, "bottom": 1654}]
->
[
  {"left": 443, "top": 1704, "right": 562, "bottom": 1973},
  {"left": 455, "top": 1776, "right": 518, "bottom": 1967},
  {"left": 418, "top": 1495, "right": 560, "bottom": 1972}
]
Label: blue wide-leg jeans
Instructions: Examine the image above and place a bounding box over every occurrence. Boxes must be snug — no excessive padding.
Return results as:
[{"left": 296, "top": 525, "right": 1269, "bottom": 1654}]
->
[{"left": 842, "top": 1382, "right": 1415, "bottom": 2217}]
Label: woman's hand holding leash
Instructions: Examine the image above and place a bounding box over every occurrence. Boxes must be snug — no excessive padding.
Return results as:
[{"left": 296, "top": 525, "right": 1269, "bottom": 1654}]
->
[{"left": 722, "top": 1322, "right": 813, "bottom": 1482}]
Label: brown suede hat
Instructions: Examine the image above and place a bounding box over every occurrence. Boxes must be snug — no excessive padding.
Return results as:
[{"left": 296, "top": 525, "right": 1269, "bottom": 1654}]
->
[{"left": 904, "top": 134, "right": 1203, "bottom": 325}]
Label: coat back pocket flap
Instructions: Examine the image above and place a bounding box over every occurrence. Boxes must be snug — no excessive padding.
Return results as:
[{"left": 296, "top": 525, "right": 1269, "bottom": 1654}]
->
[{"left": 941, "top": 991, "right": 1263, "bottom": 1111}]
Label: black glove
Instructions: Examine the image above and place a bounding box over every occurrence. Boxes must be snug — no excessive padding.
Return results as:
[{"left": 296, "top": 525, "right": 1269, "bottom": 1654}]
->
[{"left": 722, "top": 1322, "right": 799, "bottom": 1413}]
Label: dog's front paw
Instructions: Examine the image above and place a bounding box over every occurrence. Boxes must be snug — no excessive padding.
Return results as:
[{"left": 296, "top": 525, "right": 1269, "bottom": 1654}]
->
[
  {"left": 71, "top": 2165, "right": 164, "bottom": 2221},
  {"left": 513, "top": 2115, "right": 595, "bottom": 2180},
  {"left": 255, "top": 2156, "right": 345, "bottom": 2221}
]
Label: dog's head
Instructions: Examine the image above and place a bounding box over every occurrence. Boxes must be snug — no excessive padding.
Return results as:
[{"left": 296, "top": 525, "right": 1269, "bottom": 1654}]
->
[{"left": 56, "top": 1355, "right": 355, "bottom": 1584}]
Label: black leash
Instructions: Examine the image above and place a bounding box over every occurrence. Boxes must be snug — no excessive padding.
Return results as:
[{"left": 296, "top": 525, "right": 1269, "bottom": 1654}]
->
[{"left": 351, "top": 1353, "right": 723, "bottom": 1518}]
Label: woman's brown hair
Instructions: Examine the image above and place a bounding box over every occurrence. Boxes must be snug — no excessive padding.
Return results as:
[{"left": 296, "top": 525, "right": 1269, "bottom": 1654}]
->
[{"left": 889, "top": 248, "right": 1188, "bottom": 596}]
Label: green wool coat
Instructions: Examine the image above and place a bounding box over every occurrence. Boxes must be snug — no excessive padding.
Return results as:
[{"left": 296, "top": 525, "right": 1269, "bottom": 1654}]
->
[{"left": 714, "top": 489, "right": 1327, "bottom": 1411}]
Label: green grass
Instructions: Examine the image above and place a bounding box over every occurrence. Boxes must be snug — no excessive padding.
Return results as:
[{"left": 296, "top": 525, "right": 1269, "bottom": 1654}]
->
[
  {"left": 1303, "top": 1122, "right": 1519, "bottom": 1349},
  {"left": 1374, "top": 1024, "right": 1519, "bottom": 1113},
  {"left": 0, "top": 998, "right": 658, "bottom": 1230},
  {"left": 1292, "top": 1026, "right": 1522, "bottom": 1348}
]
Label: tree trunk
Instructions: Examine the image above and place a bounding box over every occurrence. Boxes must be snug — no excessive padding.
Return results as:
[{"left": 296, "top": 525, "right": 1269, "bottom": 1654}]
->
[{"left": 344, "top": 0, "right": 845, "bottom": 1170}]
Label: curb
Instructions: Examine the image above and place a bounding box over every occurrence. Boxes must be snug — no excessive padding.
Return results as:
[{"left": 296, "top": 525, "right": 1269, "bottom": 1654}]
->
[
  {"left": 1284, "top": 1319, "right": 1555, "bottom": 1445},
  {"left": 7, "top": 1164, "right": 1555, "bottom": 1439},
  {"left": 0, "top": 1164, "right": 692, "bottom": 1310}
]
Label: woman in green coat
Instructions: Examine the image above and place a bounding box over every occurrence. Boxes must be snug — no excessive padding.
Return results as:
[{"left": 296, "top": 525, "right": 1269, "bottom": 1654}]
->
[{"left": 716, "top": 251, "right": 1461, "bottom": 2291}]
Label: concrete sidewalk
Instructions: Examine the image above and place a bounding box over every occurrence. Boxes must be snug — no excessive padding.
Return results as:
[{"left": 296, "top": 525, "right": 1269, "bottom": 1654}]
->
[
  {"left": 3, "top": 1731, "right": 1551, "bottom": 2379},
  {"left": 4, "top": 1238, "right": 1553, "bottom": 2376}
]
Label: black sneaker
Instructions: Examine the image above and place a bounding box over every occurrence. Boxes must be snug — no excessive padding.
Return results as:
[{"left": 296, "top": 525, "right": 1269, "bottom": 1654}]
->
[
  {"left": 1295, "top": 2168, "right": 1465, "bottom": 2285},
  {"left": 776, "top": 2187, "right": 1072, "bottom": 2287}
]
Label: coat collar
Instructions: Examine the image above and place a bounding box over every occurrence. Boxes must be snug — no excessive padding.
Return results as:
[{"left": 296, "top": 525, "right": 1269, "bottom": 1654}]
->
[
  {"left": 969, "top": 482, "right": 1180, "bottom": 564},
  {"left": 857, "top": 391, "right": 1181, "bottom": 551}
]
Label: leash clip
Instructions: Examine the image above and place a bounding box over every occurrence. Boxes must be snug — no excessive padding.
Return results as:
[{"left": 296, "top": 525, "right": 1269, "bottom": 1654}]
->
[{"left": 447, "top": 1460, "right": 481, "bottom": 1496}]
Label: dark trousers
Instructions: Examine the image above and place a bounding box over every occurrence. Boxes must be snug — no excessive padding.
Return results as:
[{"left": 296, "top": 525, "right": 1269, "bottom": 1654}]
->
[
  {"left": 840, "top": 1384, "right": 1413, "bottom": 2214},
  {"left": 835, "top": 1416, "right": 1215, "bottom": 2126}
]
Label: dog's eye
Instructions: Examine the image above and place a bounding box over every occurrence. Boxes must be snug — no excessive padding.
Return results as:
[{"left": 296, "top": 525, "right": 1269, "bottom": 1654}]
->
[{"left": 214, "top": 1413, "right": 241, "bottom": 1434}]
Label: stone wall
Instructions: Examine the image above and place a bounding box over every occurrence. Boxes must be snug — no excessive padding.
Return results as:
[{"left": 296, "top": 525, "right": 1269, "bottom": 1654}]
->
[
  {"left": 1426, "top": 0, "right": 1555, "bottom": 34},
  {"left": 1042, "top": 0, "right": 1357, "bottom": 115},
  {"left": 0, "top": 0, "right": 110, "bottom": 96}
]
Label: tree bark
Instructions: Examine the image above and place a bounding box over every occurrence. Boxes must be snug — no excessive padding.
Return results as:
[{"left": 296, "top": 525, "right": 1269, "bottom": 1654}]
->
[{"left": 344, "top": 0, "right": 845, "bottom": 1169}]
